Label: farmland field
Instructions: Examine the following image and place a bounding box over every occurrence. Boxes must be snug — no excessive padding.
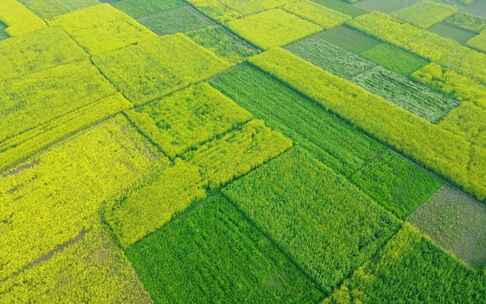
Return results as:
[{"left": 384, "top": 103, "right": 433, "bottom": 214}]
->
[{"left": 0, "top": 1, "right": 485, "bottom": 303}]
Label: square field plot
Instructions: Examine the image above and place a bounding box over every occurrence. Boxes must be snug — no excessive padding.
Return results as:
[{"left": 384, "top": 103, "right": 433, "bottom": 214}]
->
[
  {"left": 0, "top": 61, "right": 116, "bottom": 147},
  {"left": 409, "top": 185, "right": 486, "bottom": 268},
  {"left": 0, "top": 27, "right": 88, "bottom": 81},
  {"left": 184, "top": 119, "right": 292, "bottom": 189},
  {"left": 93, "top": 33, "right": 230, "bottom": 105},
  {"left": 187, "top": 26, "right": 260, "bottom": 63},
  {"left": 126, "top": 83, "right": 253, "bottom": 158},
  {"left": 317, "top": 25, "right": 381, "bottom": 54},
  {"left": 223, "top": 148, "right": 400, "bottom": 293},
  {"left": 227, "top": 9, "right": 321, "bottom": 49},
  {"left": 393, "top": 1, "right": 457, "bottom": 29},
  {"left": 361, "top": 43, "right": 429, "bottom": 75},
  {"left": 49, "top": 4, "right": 157, "bottom": 55},
  {"left": 125, "top": 194, "right": 323, "bottom": 304},
  {"left": 137, "top": 5, "right": 215, "bottom": 35}
]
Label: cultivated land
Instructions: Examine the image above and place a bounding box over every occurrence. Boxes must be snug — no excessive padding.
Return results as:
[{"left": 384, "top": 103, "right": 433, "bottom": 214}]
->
[{"left": 0, "top": 0, "right": 485, "bottom": 303}]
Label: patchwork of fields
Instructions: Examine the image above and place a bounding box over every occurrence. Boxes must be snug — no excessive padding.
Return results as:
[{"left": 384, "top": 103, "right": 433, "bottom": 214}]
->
[{"left": 0, "top": 0, "right": 485, "bottom": 303}]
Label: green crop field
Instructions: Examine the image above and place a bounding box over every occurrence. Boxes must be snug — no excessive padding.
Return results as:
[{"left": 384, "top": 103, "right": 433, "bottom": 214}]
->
[{"left": 0, "top": 1, "right": 485, "bottom": 303}]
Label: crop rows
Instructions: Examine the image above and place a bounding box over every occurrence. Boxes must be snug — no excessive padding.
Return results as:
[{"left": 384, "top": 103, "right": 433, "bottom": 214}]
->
[
  {"left": 324, "top": 225, "right": 486, "bottom": 303},
  {"left": 0, "top": 115, "right": 162, "bottom": 281},
  {"left": 92, "top": 33, "right": 229, "bottom": 104},
  {"left": 286, "top": 33, "right": 376, "bottom": 78},
  {"left": 0, "top": 223, "right": 152, "bottom": 303},
  {"left": 223, "top": 148, "right": 401, "bottom": 293},
  {"left": 0, "top": 61, "right": 119, "bottom": 166},
  {"left": 352, "top": 66, "right": 458, "bottom": 122},
  {"left": 249, "top": 48, "right": 483, "bottom": 199},
  {"left": 125, "top": 83, "right": 252, "bottom": 158},
  {"left": 1, "top": 0, "right": 485, "bottom": 302},
  {"left": 183, "top": 119, "right": 292, "bottom": 189},
  {"left": 186, "top": 25, "right": 260, "bottom": 63},
  {"left": 348, "top": 11, "right": 486, "bottom": 84},
  {"left": 211, "top": 63, "right": 443, "bottom": 218},
  {"left": 126, "top": 193, "right": 323, "bottom": 303}
]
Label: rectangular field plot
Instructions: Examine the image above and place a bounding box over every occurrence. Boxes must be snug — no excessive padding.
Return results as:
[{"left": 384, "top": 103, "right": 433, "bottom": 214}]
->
[
  {"left": 187, "top": 0, "right": 242, "bottom": 23},
  {"left": 104, "top": 160, "right": 205, "bottom": 248},
  {"left": 227, "top": 9, "right": 321, "bottom": 49},
  {"left": 187, "top": 26, "right": 260, "bottom": 63},
  {"left": 249, "top": 48, "right": 479, "bottom": 199},
  {"left": 223, "top": 148, "right": 401, "bottom": 293},
  {"left": 0, "top": 61, "right": 116, "bottom": 149},
  {"left": 445, "top": 12, "right": 486, "bottom": 33},
  {"left": 410, "top": 185, "right": 486, "bottom": 268},
  {"left": 352, "top": 66, "right": 459, "bottom": 122},
  {"left": 393, "top": 1, "right": 457, "bottom": 28},
  {"left": 126, "top": 83, "right": 252, "bottom": 158},
  {"left": 93, "top": 33, "right": 229, "bottom": 105},
  {"left": 0, "top": 27, "right": 88, "bottom": 81},
  {"left": 210, "top": 63, "right": 387, "bottom": 177},
  {"left": 285, "top": 32, "right": 376, "bottom": 78},
  {"left": 183, "top": 119, "right": 292, "bottom": 189},
  {"left": 18, "top": 0, "right": 99, "bottom": 19},
  {"left": 317, "top": 25, "right": 381, "bottom": 54},
  {"left": 361, "top": 43, "right": 429, "bottom": 75},
  {"left": 351, "top": 152, "right": 443, "bottom": 218},
  {"left": 283, "top": 0, "right": 350, "bottom": 29},
  {"left": 0, "top": 224, "right": 152, "bottom": 304},
  {"left": 0, "top": 93, "right": 132, "bottom": 171},
  {"left": 311, "top": 0, "right": 367, "bottom": 17},
  {"left": 114, "top": 0, "right": 186, "bottom": 19},
  {"left": 218, "top": 0, "right": 288, "bottom": 16},
  {"left": 429, "top": 21, "right": 477, "bottom": 44},
  {"left": 126, "top": 194, "right": 323, "bottom": 304},
  {"left": 353, "top": 0, "right": 418, "bottom": 12},
  {"left": 348, "top": 11, "right": 486, "bottom": 85},
  {"left": 324, "top": 225, "right": 486, "bottom": 303},
  {"left": 49, "top": 4, "right": 157, "bottom": 55},
  {"left": 137, "top": 5, "right": 215, "bottom": 35},
  {"left": 0, "top": 115, "right": 163, "bottom": 281}
]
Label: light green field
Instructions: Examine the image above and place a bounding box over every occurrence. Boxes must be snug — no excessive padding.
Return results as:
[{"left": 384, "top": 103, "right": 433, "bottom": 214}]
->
[{"left": 0, "top": 1, "right": 485, "bottom": 302}]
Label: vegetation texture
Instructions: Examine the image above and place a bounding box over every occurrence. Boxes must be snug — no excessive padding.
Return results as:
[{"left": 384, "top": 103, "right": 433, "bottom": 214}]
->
[{"left": 1, "top": 1, "right": 485, "bottom": 302}]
